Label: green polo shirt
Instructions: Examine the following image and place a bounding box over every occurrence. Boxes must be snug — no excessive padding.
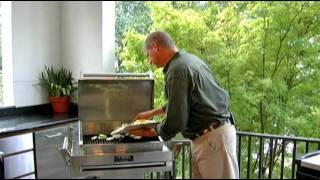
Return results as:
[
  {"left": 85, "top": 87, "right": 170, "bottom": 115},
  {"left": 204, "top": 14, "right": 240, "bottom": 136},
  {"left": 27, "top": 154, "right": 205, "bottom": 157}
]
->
[{"left": 156, "top": 50, "right": 231, "bottom": 141}]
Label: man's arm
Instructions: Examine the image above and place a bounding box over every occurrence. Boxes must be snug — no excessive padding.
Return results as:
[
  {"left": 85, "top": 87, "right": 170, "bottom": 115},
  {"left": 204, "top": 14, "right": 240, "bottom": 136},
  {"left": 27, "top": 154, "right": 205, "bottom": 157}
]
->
[
  {"left": 133, "top": 106, "right": 166, "bottom": 120},
  {"left": 129, "top": 107, "right": 166, "bottom": 137},
  {"left": 157, "top": 75, "right": 191, "bottom": 141}
]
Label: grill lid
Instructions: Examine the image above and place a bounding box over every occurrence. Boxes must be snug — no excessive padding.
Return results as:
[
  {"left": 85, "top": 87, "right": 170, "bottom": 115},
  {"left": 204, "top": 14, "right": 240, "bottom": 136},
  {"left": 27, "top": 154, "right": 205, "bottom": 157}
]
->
[{"left": 78, "top": 73, "right": 155, "bottom": 136}]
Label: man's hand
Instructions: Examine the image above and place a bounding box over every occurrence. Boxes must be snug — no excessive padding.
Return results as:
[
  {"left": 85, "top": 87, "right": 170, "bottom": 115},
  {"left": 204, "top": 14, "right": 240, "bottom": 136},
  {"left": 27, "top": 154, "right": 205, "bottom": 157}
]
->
[
  {"left": 128, "top": 127, "right": 157, "bottom": 137},
  {"left": 133, "top": 111, "right": 155, "bottom": 120},
  {"left": 133, "top": 107, "right": 166, "bottom": 120}
]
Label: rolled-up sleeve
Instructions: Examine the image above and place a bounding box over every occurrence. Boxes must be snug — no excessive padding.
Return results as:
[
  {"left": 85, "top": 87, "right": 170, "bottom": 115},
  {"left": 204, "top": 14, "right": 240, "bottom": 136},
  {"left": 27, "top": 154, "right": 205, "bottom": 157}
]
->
[{"left": 156, "top": 75, "right": 190, "bottom": 141}]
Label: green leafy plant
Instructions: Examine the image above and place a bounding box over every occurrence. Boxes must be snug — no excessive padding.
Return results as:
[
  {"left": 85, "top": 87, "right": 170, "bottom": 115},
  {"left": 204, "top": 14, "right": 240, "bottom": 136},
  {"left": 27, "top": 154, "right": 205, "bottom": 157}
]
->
[{"left": 40, "top": 66, "right": 78, "bottom": 97}]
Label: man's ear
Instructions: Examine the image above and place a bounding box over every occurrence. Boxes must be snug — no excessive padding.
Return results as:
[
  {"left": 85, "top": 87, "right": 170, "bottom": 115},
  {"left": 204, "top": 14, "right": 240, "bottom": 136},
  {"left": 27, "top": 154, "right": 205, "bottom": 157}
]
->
[{"left": 151, "top": 41, "right": 160, "bottom": 52}]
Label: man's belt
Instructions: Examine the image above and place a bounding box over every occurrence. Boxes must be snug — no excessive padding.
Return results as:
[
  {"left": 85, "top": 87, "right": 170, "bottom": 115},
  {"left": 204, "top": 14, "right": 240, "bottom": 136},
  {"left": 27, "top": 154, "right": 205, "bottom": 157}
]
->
[{"left": 190, "top": 119, "right": 230, "bottom": 140}]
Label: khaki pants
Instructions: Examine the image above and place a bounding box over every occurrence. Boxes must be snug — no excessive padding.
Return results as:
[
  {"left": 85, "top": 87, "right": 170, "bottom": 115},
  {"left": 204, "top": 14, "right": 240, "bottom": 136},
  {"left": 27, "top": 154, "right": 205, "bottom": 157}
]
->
[{"left": 191, "top": 123, "right": 239, "bottom": 179}]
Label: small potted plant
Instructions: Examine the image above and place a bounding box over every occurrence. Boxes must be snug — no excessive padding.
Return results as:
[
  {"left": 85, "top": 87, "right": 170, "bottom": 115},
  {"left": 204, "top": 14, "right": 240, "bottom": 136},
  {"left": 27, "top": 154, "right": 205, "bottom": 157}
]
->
[{"left": 39, "top": 66, "right": 78, "bottom": 113}]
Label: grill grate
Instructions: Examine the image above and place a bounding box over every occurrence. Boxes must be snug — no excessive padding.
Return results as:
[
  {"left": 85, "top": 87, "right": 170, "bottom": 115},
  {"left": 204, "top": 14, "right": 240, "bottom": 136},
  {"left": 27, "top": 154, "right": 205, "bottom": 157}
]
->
[
  {"left": 83, "top": 135, "right": 159, "bottom": 145},
  {"left": 84, "top": 138, "right": 120, "bottom": 144}
]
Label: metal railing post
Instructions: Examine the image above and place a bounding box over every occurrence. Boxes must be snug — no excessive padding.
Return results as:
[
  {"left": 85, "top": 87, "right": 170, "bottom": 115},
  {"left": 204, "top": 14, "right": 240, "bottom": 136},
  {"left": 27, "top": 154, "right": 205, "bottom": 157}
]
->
[{"left": 0, "top": 151, "right": 4, "bottom": 179}]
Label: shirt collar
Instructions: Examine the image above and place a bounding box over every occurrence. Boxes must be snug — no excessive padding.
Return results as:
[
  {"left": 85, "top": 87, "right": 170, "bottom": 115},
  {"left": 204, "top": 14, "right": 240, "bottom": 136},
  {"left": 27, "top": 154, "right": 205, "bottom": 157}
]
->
[{"left": 163, "top": 50, "right": 181, "bottom": 74}]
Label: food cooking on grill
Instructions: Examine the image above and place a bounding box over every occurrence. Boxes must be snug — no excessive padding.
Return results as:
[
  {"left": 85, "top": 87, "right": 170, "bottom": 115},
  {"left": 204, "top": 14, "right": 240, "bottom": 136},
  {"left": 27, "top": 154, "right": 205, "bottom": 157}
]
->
[
  {"left": 91, "top": 133, "right": 125, "bottom": 141},
  {"left": 106, "top": 137, "right": 114, "bottom": 141},
  {"left": 98, "top": 133, "right": 107, "bottom": 140},
  {"left": 130, "top": 134, "right": 142, "bottom": 139},
  {"left": 91, "top": 136, "right": 98, "bottom": 140},
  {"left": 86, "top": 132, "right": 158, "bottom": 144},
  {"left": 113, "top": 134, "right": 123, "bottom": 139}
]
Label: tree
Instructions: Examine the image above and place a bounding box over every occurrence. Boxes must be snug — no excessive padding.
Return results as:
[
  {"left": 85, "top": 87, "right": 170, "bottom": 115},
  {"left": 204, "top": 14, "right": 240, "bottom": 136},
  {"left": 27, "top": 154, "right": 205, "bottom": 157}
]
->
[
  {"left": 117, "top": 1, "right": 320, "bottom": 178},
  {"left": 118, "top": 1, "right": 320, "bottom": 137},
  {"left": 115, "top": 1, "right": 152, "bottom": 72}
]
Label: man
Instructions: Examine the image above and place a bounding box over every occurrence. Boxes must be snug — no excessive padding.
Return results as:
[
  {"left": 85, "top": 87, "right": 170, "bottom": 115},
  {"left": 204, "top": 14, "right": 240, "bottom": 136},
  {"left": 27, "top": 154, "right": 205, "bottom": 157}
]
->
[{"left": 130, "top": 31, "right": 239, "bottom": 179}]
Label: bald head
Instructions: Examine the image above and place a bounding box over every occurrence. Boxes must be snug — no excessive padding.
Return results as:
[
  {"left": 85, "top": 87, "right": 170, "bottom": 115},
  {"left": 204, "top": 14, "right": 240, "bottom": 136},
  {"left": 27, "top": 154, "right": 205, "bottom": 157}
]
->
[
  {"left": 144, "top": 31, "right": 177, "bottom": 50},
  {"left": 144, "top": 31, "right": 178, "bottom": 68}
]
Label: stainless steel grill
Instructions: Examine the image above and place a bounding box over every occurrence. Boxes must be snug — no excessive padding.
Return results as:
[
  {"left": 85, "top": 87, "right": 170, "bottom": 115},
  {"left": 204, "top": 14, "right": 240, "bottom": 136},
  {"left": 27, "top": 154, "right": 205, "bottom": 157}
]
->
[{"left": 60, "top": 73, "right": 173, "bottom": 179}]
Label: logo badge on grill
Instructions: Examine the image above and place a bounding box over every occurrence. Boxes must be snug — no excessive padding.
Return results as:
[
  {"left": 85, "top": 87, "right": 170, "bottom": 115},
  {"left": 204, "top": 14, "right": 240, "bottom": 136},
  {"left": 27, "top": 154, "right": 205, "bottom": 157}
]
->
[{"left": 114, "top": 155, "right": 134, "bottom": 162}]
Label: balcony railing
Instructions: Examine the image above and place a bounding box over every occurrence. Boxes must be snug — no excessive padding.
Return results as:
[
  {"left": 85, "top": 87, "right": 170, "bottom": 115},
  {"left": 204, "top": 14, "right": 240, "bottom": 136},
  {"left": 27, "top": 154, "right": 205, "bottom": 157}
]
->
[{"left": 160, "top": 131, "right": 320, "bottom": 179}]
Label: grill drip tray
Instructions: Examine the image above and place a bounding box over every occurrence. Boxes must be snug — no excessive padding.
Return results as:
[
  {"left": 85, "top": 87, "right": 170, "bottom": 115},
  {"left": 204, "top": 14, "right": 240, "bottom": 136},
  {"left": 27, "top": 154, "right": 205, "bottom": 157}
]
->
[{"left": 81, "top": 136, "right": 164, "bottom": 154}]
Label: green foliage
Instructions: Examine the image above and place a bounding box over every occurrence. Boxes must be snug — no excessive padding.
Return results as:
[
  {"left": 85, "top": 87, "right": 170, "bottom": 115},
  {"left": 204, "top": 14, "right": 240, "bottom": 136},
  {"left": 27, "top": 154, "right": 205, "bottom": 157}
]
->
[
  {"left": 115, "top": 1, "right": 152, "bottom": 47},
  {"left": 115, "top": 1, "right": 320, "bottom": 178},
  {"left": 39, "top": 66, "right": 78, "bottom": 97},
  {"left": 116, "top": 1, "right": 320, "bottom": 138},
  {"left": 115, "top": 1, "right": 152, "bottom": 72}
]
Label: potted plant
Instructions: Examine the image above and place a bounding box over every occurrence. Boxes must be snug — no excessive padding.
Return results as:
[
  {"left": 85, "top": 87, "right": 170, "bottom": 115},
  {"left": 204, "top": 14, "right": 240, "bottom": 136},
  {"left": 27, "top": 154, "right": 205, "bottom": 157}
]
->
[{"left": 39, "top": 66, "right": 78, "bottom": 113}]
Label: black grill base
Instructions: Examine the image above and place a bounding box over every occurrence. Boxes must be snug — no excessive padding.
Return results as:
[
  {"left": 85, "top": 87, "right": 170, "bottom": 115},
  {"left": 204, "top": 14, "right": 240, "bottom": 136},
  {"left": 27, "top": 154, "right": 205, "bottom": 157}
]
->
[{"left": 296, "top": 167, "right": 320, "bottom": 180}]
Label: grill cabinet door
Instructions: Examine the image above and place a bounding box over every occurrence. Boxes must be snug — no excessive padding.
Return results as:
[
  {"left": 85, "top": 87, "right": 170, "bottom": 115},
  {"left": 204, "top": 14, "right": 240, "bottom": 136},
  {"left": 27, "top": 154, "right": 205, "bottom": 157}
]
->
[{"left": 35, "top": 122, "right": 78, "bottom": 179}]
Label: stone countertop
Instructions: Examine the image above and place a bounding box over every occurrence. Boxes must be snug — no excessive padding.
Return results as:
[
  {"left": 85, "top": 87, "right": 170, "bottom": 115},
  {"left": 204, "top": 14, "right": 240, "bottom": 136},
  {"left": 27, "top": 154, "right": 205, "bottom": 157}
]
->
[{"left": 0, "top": 104, "right": 78, "bottom": 138}]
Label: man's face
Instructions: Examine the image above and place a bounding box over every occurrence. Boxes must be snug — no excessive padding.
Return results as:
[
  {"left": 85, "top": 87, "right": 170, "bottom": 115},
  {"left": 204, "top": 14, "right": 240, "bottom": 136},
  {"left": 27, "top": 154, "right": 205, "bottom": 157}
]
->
[{"left": 145, "top": 42, "right": 162, "bottom": 68}]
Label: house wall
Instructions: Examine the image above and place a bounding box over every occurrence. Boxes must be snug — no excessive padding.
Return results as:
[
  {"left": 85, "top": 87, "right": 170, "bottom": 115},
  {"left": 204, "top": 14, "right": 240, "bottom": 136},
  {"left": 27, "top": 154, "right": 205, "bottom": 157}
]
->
[{"left": 8, "top": 1, "right": 115, "bottom": 107}]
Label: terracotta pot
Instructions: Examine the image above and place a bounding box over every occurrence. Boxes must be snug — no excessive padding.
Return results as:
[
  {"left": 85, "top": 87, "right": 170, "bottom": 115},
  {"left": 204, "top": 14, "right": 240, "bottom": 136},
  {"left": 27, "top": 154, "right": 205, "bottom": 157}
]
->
[{"left": 49, "top": 96, "right": 70, "bottom": 113}]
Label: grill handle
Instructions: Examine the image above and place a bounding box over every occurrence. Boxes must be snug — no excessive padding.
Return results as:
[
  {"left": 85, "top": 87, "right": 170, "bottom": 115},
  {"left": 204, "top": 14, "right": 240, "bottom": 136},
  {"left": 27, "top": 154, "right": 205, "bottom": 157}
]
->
[
  {"left": 81, "top": 72, "right": 153, "bottom": 79},
  {"left": 80, "top": 162, "right": 166, "bottom": 171},
  {"left": 59, "top": 136, "right": 72, "bottom": 166},
  {"left": 45, "top": 132, "right": 63, "bottom": 139}
]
